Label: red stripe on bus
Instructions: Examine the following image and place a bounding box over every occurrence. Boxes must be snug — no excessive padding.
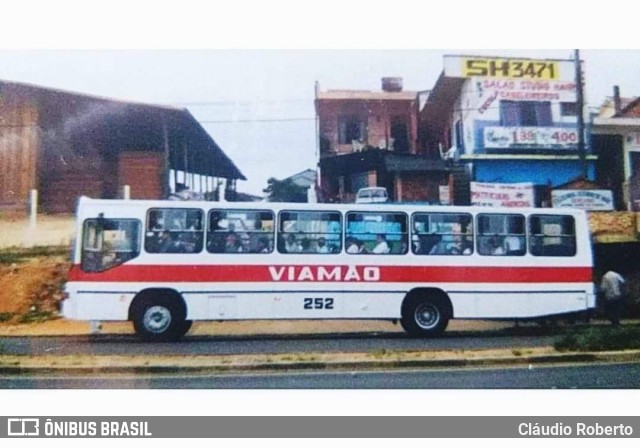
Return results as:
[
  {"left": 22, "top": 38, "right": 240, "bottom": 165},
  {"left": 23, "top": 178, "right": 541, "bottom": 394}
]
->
[{"left": 67, "top": 264, "right": 592, "bottom": 283}]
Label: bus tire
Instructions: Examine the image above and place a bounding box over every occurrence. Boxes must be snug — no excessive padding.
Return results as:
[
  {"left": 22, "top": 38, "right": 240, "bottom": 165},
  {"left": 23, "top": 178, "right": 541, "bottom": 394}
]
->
[
  {"left": 131, "top": 294, "right": 187, "bottom": 342},
  {"left": 400, "top": 294, "right": 451, "bottom": 337},
  {"left": 177, "top": 320, "right": 193, "bottom": 337}
]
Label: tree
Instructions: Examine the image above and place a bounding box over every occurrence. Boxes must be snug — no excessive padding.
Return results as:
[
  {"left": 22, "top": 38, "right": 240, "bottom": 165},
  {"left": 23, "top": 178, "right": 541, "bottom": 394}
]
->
[{"left": 263, "top": 177, "right": 307, "bottom": 203}]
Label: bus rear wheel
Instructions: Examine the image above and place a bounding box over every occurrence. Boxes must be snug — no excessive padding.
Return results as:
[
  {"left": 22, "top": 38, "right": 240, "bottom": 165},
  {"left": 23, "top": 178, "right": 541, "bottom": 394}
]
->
[
  {"left": 401, "top": 295, "right": 450, "bottom": 337},
  {"left": 132, "top": 297, "right": 188, "bottom": 342}
]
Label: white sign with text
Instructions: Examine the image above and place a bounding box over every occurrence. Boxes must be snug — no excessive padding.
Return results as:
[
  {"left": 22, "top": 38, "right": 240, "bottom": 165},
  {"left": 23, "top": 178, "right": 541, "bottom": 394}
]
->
[
  {"left": 551, "top": 190, "right": 614, "bottom": 211},
  {"left": 484, "top": 127, "right": 579, "bottom": 149},
  {"left": 471, "top": 182, "right": 535, "bottom": 208}
]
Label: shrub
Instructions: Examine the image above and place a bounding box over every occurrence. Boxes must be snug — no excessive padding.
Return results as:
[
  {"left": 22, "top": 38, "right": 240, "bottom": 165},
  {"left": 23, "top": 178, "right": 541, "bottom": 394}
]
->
[{"left": 554, "top": 325, "right": 640, "bottom": 351}]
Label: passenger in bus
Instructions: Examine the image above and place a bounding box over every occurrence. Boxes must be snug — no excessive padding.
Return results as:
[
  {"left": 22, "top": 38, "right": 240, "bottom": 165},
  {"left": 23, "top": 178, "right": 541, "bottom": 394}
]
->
[
  {"left": 158, "top": 232, "right": 177, "bottom": 253},
  {"left": 148, "top": 212, "right": 164, "bottom": 231},
  {"left": 504, "top": 235, "right": 524, "bottom": 255},
  {"left": 428, "top": 238, "right": 449, "bottom": 255},
  {"left": 346, "top": 237, "right": 362, "bottom": 254},
  {"left": 224, "top": 233, "right": 241, "bottom": 253},
  {"left": 239, "top": 233, "right": 252, "bottom": 253},
  {"left": 490, "top": 236, "right": 506, "bottom": 255},
  {"left": 284, "top": 234, "right": 302, "bottom": 253},
  {"left": 446, "top": 237, "right": 471, "bottom": 255},
  {"left": 300, "top": 238, "right": 313, "bottom": 253},
  {"left": 369, "top": 234, "right": 390, "bottom": 254},
  {"left": 256, "top": 237, "right": 271, "bottom": 253},
  {"left": 315, "top": 237, "right": 330, "bottom": 254},
  {"left": 420, "top": 233, "right": 442, "bottom": 254}
]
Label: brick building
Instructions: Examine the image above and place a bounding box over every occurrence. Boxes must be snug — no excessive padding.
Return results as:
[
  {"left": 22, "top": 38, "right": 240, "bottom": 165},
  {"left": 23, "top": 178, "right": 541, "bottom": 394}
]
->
[
  {"left": 315, "top": 78, "right": 452, "bottom": 203},
  {"left": 592, "top": 87, "right": 640, "bottom": 210}
]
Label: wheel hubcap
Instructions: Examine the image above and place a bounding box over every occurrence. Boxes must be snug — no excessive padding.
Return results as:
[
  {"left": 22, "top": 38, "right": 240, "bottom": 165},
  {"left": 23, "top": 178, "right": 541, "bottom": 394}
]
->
[
  {"left": 414, "top": 303, "right": 440, "bottom": 330},
  {"left": 143, "top": 306, "right": 172, "bottom": 334}
]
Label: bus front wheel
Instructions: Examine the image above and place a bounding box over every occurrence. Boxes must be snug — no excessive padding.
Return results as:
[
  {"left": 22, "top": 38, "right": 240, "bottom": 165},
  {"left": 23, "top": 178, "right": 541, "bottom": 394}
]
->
[
  {"left": 132, "top": 296, "right": 188, "bottom": 342},
  {"left": 401, "top": 295, "right": 450, "bottom": 337}
]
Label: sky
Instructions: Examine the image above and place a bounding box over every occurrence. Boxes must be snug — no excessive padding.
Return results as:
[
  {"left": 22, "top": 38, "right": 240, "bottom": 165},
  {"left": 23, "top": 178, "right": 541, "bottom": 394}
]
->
[
  {"left": 2, "top": 1, "right": 640, "bottom": 423},
  {"left": 1, "top": 49, "right": 639, "bottom": 196}
]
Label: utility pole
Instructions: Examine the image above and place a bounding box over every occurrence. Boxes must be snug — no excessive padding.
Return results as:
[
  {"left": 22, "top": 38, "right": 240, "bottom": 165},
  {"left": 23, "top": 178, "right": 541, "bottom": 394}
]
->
[{"left": 574, "top": 49, "right": 587, "bottom": 179}]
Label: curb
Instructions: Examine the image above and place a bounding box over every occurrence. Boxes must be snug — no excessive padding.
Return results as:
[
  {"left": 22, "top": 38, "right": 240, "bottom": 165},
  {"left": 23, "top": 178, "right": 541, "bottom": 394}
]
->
[{"left": 1, "top": 349, "right": 639, "bottom": 376}]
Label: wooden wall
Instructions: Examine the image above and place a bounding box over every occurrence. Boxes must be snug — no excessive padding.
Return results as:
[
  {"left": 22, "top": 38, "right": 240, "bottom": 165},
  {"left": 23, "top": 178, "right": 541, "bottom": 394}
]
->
[
  {"left": 1, "top": 83, "right": 172, "bottom": 212},
  {"left": 0, "top": 89, "right": 39, "bottom": 209},
  {"left": 118, "top": 151, "right": 164, "bottom": 200}
]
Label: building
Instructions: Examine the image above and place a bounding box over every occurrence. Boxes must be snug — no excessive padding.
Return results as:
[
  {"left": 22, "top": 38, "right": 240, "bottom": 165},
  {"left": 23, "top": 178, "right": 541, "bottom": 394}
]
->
[
  {"left": 592, "top": 87, "right": 640, "bottom": 211},
  {"left": 0, "top": 80, "right": 245, "bottom": 213},
  {"left": 315, "top": 78, "right": 453, "bottom": 203},
  {"left": 420, "top": 55, "right": 596, "bottom": 206}
]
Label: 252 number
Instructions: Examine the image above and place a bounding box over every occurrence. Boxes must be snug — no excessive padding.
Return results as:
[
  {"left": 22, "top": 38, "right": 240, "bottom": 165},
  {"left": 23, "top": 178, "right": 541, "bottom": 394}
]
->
[{"left": 303, "top": 297, "right": 334, "bottom": 310}]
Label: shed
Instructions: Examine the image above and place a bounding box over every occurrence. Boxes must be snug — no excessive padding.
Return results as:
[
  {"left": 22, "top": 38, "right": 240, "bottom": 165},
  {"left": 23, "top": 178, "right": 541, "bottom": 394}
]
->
[{"left": 0, "top": 79, "right": 245, "bottom": 213}]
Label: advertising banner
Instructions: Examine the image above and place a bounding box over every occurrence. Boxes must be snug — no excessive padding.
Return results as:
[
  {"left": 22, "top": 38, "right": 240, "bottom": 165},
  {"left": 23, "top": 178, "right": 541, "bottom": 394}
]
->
[{"left": 471, "top": 182, "right": 535, "bottom": 208}]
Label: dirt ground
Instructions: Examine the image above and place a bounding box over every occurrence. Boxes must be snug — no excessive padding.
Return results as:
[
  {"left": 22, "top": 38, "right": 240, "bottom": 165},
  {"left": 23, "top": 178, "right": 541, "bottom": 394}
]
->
[
  {"left": 0, "top": 255, "right": 69, "bottom": 318},
  {"left": 0, "top": 317, "right": 513, "bottom": 337}
]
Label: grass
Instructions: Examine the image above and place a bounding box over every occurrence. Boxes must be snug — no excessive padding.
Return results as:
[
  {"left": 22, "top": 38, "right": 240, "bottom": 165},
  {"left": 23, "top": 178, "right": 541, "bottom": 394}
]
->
[
  {"left": 18, "top": 310, "right": 60, "bottom": 324},
  {"left": 554, "top": 325, "right": 640, "bottom": 352},
  {"left": 0, "top": 246, "right": 69, "bottom": 265}
]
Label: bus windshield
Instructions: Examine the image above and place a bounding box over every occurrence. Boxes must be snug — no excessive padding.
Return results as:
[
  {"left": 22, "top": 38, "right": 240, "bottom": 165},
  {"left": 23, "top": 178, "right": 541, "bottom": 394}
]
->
[{"left": 81, "top": 218, "right": 141, "bottom": 272}]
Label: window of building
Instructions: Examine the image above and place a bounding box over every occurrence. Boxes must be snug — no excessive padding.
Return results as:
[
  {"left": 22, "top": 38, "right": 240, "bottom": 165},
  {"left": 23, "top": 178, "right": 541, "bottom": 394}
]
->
[
  {"left": 278, "top": 211, "right": 342, "bottom": 254},
  {"left": 338, "top": 115, "right": 365, "bottom": 145},
  {"left": 560, "top": 102, "right": 578, "bottom": 117},
  {"left": 346, "top": 212, "right": 407, "bottom": 255},
  {"left": 529, "top": 215, "right": 576, "bottom": 257},
  {"left": 499, "top": 101, "right": 552, "bottom": 127},
  {"left": 391, "top": 116, "right": 410, "bottom": 152},
  {"left": 145, "top": 208, "right": 204, "bottom": 254},
  {"left": 454, "top": 120, "right": 464, "bottom": 151},
  {"left": 82, "top": 218, "right": 141, "bottom": 272},
  {"left": 412, "top": 213, "right": 473, "bottom": 256},
  {"left": 477, "top": 214, "right": 526, "bottom": 256},
  {"left": 207, "top": 209, "right": 274, "bottom": 254}
]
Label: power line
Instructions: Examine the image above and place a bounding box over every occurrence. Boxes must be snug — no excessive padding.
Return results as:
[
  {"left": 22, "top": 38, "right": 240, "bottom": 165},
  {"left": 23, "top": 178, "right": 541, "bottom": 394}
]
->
[
  {"left": 199, "top": 117, "right": 316, "bottom": 124},
  {"left": 170, "top": 98, "right": 313, "bottom": 107}
]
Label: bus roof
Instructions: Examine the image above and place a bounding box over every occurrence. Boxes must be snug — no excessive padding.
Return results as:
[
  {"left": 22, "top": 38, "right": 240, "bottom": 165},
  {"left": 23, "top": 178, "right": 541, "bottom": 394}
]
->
[{"left": 77, "top": 196, "right": 588, "bottom": 217}]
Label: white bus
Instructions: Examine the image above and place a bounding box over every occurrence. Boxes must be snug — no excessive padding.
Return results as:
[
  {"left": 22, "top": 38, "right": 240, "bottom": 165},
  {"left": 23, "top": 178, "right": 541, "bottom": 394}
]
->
[{"left": 62, "top": 197, "right": 596, "bottom": 341}]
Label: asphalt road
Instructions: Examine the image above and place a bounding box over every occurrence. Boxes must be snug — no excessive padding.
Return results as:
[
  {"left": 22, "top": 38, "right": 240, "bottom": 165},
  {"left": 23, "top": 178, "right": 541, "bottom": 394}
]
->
[
  {"left": 2, "top": 362, "right": 639, "bottom": 389},
  {"left": 0, "top": 330, "right": 558, "bottom": 356}
]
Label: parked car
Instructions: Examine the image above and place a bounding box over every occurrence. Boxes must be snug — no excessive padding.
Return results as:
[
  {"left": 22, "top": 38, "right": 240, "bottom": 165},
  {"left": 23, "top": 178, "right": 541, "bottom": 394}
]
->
[{"left": 355, "top": 187, "right": 388, "bottom": 204}]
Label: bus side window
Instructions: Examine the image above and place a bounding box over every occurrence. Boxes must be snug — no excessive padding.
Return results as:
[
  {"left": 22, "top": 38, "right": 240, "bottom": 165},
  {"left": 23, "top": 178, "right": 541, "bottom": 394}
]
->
[
  {"left": 412, "top": 212, "right": 473, "bottom": 256},
  {"left": 346, "top": 211, "right": 407, "bottom": 255},
  {"left": 207, "top": 209, "right": 275, "bottom": 254},
  {"left": 145, "top": 208, "right": 204, "bottom": 254},
  {"left": 529, "top": 215, "right": 576, "bottom": 257},
  {"left": 278, "top": 211, "right": 342, "bottom": 254},
  {"left": 477, "top": 213, "right": 525, "bottom": 257}
]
